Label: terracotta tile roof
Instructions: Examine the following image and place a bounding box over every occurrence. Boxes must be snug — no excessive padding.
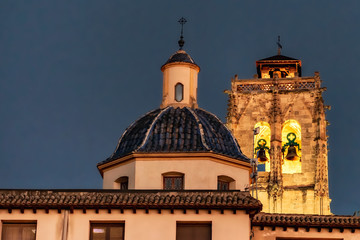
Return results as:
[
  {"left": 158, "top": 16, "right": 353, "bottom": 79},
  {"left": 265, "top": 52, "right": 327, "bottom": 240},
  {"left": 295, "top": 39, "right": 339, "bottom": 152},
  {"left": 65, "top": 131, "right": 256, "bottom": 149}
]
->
[
  {"left": 253, "top": 213, "right": 360, "bottom": 229},
  {"left": 99, "top": 107, "right": 249, "bottom": 166},
  {"left": 0, "top": 190, "right": 261, "bottom": 212}
]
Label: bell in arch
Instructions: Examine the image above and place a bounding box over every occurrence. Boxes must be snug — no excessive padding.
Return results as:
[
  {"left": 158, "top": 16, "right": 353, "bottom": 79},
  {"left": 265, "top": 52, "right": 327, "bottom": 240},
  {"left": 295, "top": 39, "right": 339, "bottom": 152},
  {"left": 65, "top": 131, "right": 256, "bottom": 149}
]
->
[
  {"left": 255, "top": 139, "right": 269, "bottom": 163},
  {"left": 285, "top": 144, "right": 299, "bottom": 161},
  {"left": 257, "top": 148, "right": 268, "bottom": 163},
  {"left": 282, "top": 132, "right": 301, "bottom": 161}
]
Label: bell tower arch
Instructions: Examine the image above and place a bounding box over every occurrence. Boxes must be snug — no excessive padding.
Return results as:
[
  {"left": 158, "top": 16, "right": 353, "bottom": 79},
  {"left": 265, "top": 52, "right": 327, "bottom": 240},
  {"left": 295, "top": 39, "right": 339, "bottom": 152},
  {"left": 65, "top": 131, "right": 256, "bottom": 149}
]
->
[{"left": 226, "top": 50, "right": 331, "bottom": 215}]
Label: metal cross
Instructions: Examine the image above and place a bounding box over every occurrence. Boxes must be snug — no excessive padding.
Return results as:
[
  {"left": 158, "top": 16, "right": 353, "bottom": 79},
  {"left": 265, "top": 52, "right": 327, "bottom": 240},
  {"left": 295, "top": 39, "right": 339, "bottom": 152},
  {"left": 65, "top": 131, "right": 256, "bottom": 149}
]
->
[{"left": 178, "top": 17, "right": 187, "bottom": 49}]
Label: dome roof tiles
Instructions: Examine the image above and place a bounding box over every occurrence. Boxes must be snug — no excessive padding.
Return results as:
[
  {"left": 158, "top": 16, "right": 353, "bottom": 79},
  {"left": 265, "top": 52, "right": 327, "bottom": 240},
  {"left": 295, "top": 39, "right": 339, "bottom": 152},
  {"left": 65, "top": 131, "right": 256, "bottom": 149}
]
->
[
  {"left": 99, "top": 107, "right": 248, "bottom": 166},
  {"left": 0, "top": 190, "right": 262, "bottom": 212},
  {"left": 162, "top": 50, "right": 199, "bottom": 68}
]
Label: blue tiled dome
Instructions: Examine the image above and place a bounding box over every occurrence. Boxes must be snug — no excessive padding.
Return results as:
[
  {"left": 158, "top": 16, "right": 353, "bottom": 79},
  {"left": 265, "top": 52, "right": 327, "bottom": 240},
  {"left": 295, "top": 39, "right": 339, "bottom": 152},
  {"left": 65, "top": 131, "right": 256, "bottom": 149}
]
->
[
  {"left": 100, "top": 107, "right": 249, "bottom": 165},
  {"left": 161, "top": 50, "right": 199, "bottom": 69}
]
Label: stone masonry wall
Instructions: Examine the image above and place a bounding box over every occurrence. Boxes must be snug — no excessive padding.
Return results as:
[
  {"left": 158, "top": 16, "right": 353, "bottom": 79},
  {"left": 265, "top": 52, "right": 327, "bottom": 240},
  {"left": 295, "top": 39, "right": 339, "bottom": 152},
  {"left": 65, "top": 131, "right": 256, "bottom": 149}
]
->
[{"left": 226, "top": 74, "right": 331, "bottom": 215}]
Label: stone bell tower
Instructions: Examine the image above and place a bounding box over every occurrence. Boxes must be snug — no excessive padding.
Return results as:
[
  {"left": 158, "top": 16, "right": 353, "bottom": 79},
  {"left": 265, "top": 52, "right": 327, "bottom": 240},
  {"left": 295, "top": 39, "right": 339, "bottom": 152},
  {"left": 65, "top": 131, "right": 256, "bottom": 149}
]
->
[{"left": 226, "top": 45, "right": 331, "bottom": 215}]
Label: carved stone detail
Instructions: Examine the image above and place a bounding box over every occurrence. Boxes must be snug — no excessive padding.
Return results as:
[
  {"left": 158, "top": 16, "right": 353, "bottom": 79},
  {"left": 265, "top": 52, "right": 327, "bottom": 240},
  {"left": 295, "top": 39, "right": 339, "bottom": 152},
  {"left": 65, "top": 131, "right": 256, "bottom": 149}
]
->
[{"left": 226, "top": 72, "right": 331, "bottom": 215}]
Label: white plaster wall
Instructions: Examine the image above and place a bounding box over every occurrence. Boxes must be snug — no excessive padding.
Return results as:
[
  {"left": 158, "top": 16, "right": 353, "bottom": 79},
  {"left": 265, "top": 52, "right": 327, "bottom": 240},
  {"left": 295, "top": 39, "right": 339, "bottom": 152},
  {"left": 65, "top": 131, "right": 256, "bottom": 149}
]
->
[
  {"left": 0, "top": 209, "right": 250, "bottom": 240},
  {"left": 253, "top": 225, "right": 359, "bottom": 240},
  {"left": 103, "top": 161, "right": 135, "bottom": 189},
  {"left": 102, "top": 159, "right": 249, "bottom": 190}
]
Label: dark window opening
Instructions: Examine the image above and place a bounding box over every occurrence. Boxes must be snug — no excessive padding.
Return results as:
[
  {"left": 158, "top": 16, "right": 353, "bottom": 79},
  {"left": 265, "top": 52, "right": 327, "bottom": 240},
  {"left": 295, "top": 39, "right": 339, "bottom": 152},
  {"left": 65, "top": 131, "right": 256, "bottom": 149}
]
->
[
  {"left": 217, "top": 175, "right": 235, "bottom": 190},
  {"left": 176, "top": 223, "right": 211, "bottom": 240},
  {"left": 164, "top": 176, "right": 183, "bottom": 190},
  {"left": 90, "top": 223, "right": 124, "bottom": 240},
  {"left": 163, "top": 172, "right": 184, "bottom": 190},
  {"left": 115, "top": 176, "right": 128, "bottom": 190},
  {"left": 217, "top": 180, "right": 230, "bottom": 190},
  {"left": 1, "top": 223, "right": 37, "bottom": 240}
]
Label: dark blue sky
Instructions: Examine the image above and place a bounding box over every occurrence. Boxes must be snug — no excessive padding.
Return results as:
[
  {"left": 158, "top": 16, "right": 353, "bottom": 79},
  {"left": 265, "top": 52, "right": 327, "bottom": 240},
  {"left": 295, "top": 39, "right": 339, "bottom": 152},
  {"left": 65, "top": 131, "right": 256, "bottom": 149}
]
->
[{"left": 0, "top": 1, "right": 359, "bottom": 215}]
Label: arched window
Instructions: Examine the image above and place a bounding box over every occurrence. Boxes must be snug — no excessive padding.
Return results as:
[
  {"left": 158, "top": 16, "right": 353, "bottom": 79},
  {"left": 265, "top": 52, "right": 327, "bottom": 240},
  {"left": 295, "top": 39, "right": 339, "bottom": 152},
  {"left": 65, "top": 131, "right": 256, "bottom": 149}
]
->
[
  {"left": 175, "top": 83, "right": 184, "bottom": 102},
  {"left": 254, "top": 122, "right": 271, "bottom": 172},
  {"left": 114, "top": 176, "right": 129, "bottom": 190},
  {"left": 217, "top": 175, "right": 235, "bottom": 190},
  {"left": 162, "top": 172, "right": 184, "bottom": 190},
  {"left": 282, "top": 119, "right": 302, "bottom": 174}
]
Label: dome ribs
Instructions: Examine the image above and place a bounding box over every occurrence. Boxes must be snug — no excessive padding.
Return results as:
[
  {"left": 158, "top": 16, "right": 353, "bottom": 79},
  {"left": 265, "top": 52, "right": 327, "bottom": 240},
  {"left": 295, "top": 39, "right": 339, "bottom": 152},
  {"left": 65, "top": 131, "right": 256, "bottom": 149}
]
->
[
  {"left": 195, "top": 109, "right": 248, "bottom": 161},
  {"left": 99, "top": 107, "right": 249, "bottom": 166},
  {"left": 109, "top": 109, "right": 162, "bottom": 160}
]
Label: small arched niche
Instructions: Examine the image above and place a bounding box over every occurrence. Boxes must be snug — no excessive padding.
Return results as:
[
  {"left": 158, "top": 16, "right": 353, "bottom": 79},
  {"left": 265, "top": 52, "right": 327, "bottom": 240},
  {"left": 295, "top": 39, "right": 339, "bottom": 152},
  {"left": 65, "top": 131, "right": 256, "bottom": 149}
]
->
[
  {"left": 282, "top": 119, "right": 302, "bottom": 174},
  {"left": 114, "top": 176, "right": 129, "bottom": 190},
  {"left": 162, "top": 172, "right": 184, "bottom": 190},
  {"left": 217, "top": 175, "right": 235, "bottom": 190},
  {"left": 254, "top": 122, "right": 271, "bottom": 172}
]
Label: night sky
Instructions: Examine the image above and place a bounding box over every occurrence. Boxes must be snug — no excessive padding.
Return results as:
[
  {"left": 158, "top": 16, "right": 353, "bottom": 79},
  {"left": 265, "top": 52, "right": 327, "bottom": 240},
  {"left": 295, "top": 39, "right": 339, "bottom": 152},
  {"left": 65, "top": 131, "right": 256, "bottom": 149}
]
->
[{"left": 0, "top": 1, "right": 359, "bottom": 215}]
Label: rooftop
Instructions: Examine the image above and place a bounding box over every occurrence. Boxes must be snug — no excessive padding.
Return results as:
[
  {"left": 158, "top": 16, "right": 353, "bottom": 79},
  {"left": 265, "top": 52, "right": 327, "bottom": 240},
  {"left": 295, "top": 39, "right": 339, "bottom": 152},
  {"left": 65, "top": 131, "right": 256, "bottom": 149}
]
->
[
  {"left": 0, "top": 190, "right": 261, "bottom": 212},
  {"left": 253, "top": 212, "right": 360, "bottom": 229},
  {"left": 258, "top": 54, "right": 299, "bottom": 62},
  {"left": 100, "top": 107, "right": 249, "bottom": 166}
]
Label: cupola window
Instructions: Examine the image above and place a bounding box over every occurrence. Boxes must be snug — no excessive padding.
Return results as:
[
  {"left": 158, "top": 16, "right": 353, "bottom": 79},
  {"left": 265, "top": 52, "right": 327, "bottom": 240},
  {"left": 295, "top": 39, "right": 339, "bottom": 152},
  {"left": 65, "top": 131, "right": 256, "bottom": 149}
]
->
[
  {"left": 163, "top": 172, "right": 184, "bottom": 190},
  {"left": 114, "top": 176, "right": 129, "bottom": 190},
  {"left": 175, "top": 83, "right": 184, "bottom": 102},
  {"left": 217, "top": 175, "right": 235, "bottom": 190}
]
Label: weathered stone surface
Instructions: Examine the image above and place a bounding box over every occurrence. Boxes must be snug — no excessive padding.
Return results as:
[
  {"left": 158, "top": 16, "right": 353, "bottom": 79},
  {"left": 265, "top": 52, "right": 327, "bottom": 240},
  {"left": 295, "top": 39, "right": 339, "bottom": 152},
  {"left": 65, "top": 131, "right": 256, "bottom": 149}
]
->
[{"left": 226, "top": 73, "right": 331, "bottom": 215}]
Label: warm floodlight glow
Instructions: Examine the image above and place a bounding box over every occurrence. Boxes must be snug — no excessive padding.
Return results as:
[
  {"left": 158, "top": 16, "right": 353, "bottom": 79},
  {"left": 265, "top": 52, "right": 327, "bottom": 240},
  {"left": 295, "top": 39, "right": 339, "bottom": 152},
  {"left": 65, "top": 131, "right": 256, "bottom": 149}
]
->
[
  {"left": 254, "top": 122, "right": 271, "bottom": 172},
  {"left": 282, "top": 119, "right": 302, "bottom": 174}
]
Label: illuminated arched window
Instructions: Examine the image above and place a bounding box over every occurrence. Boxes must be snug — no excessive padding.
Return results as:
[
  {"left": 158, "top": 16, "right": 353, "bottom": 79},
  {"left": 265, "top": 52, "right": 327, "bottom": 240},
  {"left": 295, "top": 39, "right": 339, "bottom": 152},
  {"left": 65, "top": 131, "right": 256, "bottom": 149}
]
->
[
  {"left": 282, "top": 119, "right": 302, "bottom": 174},
  {"left": 254, "top": 122, "right": 271, "bottom": 172}
]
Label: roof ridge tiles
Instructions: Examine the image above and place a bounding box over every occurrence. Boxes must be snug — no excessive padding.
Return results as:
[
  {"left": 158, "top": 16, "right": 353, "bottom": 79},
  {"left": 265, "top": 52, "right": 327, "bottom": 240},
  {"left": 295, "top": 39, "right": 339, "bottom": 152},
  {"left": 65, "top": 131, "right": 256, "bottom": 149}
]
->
[
  {"left": 253, "top": 212, "right": 360, "bottom": 229},
  {"left": 185, "top": 107, "right": 210, "bottom": 151},
  {"left": 137, "top": 106, "right": 170, "bottom": 152},
  {"left": 0, "top": 190, "right": 261, "bottom": 212},
  {"left": 98, "top": 107, "right": 249, "bottom": 166}
]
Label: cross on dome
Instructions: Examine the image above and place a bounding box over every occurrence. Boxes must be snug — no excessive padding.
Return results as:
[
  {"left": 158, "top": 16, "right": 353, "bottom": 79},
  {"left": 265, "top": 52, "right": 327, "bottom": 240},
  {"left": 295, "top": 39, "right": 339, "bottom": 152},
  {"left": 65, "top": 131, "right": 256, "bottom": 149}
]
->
[{"left": 178, "top": 17, "right": 187, "bottom": 49}]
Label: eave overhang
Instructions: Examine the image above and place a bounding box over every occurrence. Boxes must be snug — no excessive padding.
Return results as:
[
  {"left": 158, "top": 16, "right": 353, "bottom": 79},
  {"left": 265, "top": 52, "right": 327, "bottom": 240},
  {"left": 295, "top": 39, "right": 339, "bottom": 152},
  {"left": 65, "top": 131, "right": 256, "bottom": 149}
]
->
[{"left": 0, "top": 190, "right": 262, "bottom": 215}]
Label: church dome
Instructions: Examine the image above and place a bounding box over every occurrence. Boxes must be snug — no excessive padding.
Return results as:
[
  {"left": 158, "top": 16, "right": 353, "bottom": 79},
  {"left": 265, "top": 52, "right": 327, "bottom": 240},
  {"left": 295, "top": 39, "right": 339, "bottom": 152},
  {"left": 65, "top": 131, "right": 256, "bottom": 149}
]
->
[{"left": 101, "top": 106, "right": 249, "bottom": 164}]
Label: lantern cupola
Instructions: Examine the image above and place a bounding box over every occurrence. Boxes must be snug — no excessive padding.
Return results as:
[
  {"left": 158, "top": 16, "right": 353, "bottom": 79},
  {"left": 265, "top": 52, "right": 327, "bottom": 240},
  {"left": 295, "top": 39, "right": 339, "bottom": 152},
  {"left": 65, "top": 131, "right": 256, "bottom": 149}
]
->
[
  {"left": 160, "top": 18, "right": 200, "bottom": 109},
  {"left": 256, "top": 37, "right": 302, "bottom": 78}
]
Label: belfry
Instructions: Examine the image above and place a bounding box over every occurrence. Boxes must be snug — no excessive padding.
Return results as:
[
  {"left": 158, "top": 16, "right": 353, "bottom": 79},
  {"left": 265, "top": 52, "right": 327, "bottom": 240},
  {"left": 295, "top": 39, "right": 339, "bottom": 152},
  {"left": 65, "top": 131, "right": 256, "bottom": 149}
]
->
[{"left": 226, "top": 40, "right": 331, "bottom": 215}]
